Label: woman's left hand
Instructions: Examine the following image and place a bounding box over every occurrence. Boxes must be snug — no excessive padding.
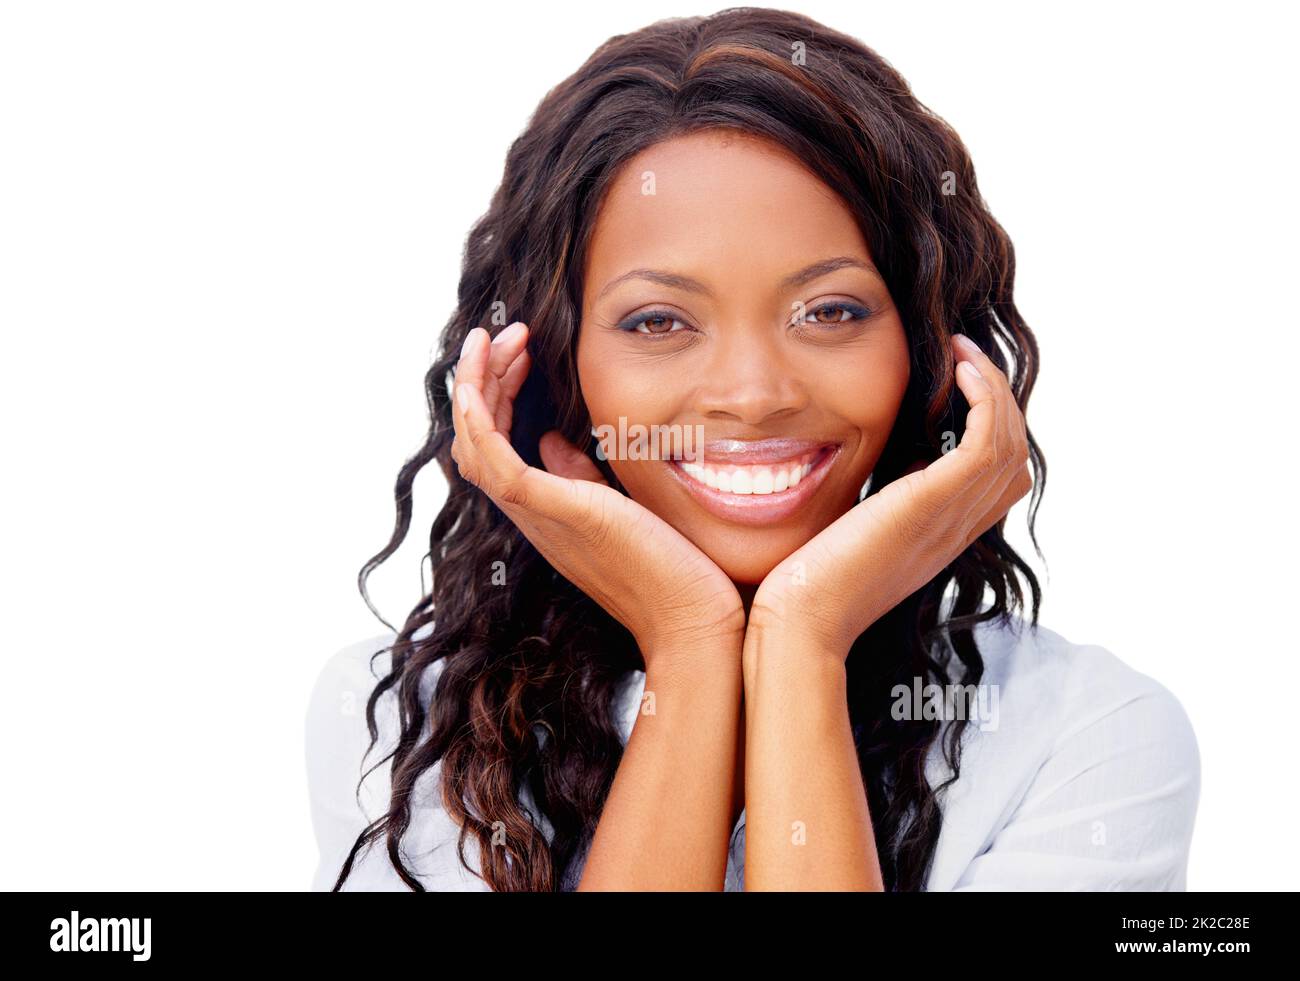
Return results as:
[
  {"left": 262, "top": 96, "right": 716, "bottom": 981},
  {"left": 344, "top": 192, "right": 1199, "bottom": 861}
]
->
[{"left": 748, "top": 333, "right": 1033, "bottom": 657}]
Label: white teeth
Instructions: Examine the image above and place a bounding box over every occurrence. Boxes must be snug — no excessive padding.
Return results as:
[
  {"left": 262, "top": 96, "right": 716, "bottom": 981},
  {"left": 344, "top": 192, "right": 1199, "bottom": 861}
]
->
[{"left": 676, "top": 455, "right": 822, "bottom": 496}]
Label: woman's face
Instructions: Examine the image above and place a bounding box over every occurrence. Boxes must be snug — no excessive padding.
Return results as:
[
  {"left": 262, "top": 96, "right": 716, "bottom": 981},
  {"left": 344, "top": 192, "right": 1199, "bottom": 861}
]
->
[{"left": 576, "top": 129, "right": 911, "bottom": 585}]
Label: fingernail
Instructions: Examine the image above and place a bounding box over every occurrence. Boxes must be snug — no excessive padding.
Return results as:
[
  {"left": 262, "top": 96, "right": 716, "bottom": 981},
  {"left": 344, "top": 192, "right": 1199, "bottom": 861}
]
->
[
  {"left": 460, "top": 328, "right": 480, "bottom": 359},
  {"left": 455, "top": 382, "right": 470, "bottom": 411},
  {"left": 495, "top": 321, "right": 525, "bottom": 344},
  {"left": 959, "top": 359, "right": 986, "bottom": 383},
  {"left": 953, "top": 333, "right": 981, "bottom": 356}
]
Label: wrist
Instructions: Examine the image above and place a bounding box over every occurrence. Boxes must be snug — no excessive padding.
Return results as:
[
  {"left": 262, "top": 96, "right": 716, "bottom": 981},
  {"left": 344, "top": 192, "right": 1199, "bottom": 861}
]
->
[
  {"left": 741, "top": 614, "right": 849, "bottom": 688},
  {"left": 635, "top": 601, "right": 746, "bottom": 654},
  {"left": 639, "top": 648, "right": 743, "bottom": 735},
  {"left": 638, "top": 628, "right": 745, "bottom": 683},
  {"left": 746, "top": 598, "right": 858, "bottom": 661}
]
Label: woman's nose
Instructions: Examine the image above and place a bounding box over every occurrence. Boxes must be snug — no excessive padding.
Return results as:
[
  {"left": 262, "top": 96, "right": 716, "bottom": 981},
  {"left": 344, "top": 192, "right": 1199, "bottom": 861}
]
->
[{"left": 692, "top": 331, "right": 809, "bottom": 426}]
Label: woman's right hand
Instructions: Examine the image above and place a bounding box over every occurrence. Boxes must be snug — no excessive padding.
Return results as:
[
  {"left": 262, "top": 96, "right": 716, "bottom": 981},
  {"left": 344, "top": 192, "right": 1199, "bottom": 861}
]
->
[{"left": 449, "top": 322, "right": 746, "bottom": 666}]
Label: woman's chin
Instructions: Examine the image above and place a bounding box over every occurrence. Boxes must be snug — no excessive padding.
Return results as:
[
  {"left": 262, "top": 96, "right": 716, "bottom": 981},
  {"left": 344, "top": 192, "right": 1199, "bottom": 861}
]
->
[
  {"left": 676, "top": 521, "right": 827, "bottom": 587},
  {"left": 702, "top": 544, "right": 798, "bottom": 587}
]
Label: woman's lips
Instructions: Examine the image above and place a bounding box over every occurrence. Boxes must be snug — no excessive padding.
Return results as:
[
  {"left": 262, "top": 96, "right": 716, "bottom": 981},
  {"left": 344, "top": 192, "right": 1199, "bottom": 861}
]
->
[{"left": 665, "top": 442, "right": 841, "bottom": 526}]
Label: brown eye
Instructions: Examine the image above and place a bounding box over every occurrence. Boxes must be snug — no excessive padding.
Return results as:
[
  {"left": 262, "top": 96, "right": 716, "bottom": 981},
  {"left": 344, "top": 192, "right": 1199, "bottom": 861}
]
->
[
  {"left": 640, "top": 315, "right": 679, "bottom": 334},
  {"left": 795, "top": 301, "right": 873, "bottom": 327},
  {"left": 617, "top": 309, "right": 690, "bottom": 336}
]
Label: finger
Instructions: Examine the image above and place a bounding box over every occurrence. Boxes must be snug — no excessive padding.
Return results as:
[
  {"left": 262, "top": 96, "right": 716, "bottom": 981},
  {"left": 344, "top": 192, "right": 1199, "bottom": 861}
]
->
[
  {"left": 539, "top": 430, "right": 608, "bottom": 484},
  {"left": 871, "top": 336, "right": 1027, "bottom": 552},
  {"left": 955, "top": 344, "right": 1031, "bottom": 529},
  {"left": 887, "top": 344, "right": 1001, "bottom": 532},
  {"left": 953, "top": 333, "right": 1032, "bottom": 493},
  {"left": 952, "top": 333, "right": 1013, "bottom": 399},
  {"left": 455, "top": 325, "right": 490, "bottom": 393},
  {"left": 965, "top": 460, "right": 1034, "bottom": 547},
  {"left": 500, "top": 346, "right": 531, "bottom": 403},
  {"left": 954, "top": 334, "right": 1006, "bottom": 456},
  {"left": 965, "top": 401, "right": 1031, "bottom": 533},
  {"left": 927, "top": 351, "right": 997, "bottom": 487},
  {"left": 449, "top": 328, "right": 485, "bottom": 468},
  {"left": 470, "top": 322, "right": 525, "bottom": 422},
  {"left": 483, "top": 322, "right": 528, "bottom": 402},
  {"left": 454, "top": 376, "right": 565, "bottom": 509},
  {"left": 493, "top": 346, "right": 531, "bottom": 434},
  {"left": 487, "top": 322, "right": 528, "bottom": 378},
  {"left": 952, "top": 334, "right": 1022, "bottom": 463}
]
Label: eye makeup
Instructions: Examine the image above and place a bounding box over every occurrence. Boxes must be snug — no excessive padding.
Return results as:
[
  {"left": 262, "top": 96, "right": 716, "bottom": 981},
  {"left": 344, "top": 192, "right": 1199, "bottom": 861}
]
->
[{"left": 614, "top": 300, "right": 875, "bottom": 337}]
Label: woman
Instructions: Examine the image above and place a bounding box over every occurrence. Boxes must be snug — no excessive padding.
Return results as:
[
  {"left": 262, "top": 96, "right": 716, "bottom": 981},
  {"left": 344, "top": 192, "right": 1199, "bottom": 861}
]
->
[{"left": 304, "top": 7, "right": 1199, "bottom": 891}]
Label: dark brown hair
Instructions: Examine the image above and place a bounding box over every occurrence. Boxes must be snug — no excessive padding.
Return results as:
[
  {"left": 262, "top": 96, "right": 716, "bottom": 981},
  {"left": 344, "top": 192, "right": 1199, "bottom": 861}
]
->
[{"left": 333, "top": 6, "right": 1044, "bottom": 891}]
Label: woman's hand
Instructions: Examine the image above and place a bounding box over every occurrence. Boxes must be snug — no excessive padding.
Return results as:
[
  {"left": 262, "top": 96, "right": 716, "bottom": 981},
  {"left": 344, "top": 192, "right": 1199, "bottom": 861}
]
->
[
  {"left": 450, "top": 322, "right": 746, "bottom": 663},
  {"left": 748, "top": 333, "right": 1033, "bottom": 658}
]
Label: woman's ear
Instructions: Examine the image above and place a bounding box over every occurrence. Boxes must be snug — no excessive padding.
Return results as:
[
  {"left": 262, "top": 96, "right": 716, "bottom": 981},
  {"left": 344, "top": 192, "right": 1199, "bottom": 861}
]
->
[{"left": 538, "top": 430, "right": 609, "bottom": 485}]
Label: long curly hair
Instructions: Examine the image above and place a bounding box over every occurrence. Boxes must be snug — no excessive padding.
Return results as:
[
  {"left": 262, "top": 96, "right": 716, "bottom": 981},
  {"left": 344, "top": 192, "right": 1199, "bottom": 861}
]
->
[{"left": 331, "top": 6, "right": 1044, "bottom": 892}]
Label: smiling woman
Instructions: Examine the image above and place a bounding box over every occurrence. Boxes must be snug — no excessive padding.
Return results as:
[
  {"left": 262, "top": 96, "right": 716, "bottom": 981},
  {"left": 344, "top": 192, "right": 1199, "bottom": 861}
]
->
[
  {"left": 577, "top": 130, "right": 910, "bottom": 582},
  {"left": 304, "top": 6, "right": 1200, "bottom": 892}
]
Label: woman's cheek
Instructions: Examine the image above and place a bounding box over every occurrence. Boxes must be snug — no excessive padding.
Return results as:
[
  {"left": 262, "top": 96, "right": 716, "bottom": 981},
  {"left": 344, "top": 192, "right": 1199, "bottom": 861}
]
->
[
  {"left": 838, "top": 339, "right": 910, "bottom": 426},
  {"left": 579, "top": 350, "right": 674, "bottom": 425}
]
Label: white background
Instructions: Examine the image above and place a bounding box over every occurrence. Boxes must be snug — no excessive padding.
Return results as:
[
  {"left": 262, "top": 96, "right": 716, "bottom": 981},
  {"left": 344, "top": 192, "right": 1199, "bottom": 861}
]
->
[{"left": 1, "top": 0, "right": 1294, "bottom": 890}]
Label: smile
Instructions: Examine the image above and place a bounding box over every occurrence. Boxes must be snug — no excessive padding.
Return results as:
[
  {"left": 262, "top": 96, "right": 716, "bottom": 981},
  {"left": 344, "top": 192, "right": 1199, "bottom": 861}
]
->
[
  {"left": 665, "top": 439, "right": 841, "bottom": 525},
  {"left": 679, "top": 454, "right": 817, "bottom": 495}
]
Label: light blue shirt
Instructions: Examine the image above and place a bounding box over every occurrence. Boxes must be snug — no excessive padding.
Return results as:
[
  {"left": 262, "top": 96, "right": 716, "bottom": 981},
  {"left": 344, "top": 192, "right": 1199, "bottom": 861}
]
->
[{"left": 305, "top": 615, "right": 1200, "bottom": 890}]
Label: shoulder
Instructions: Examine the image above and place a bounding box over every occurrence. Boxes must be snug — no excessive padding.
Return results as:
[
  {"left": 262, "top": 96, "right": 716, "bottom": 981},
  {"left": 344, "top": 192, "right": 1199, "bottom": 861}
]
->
[
  {"left": 304, "top": 630, "right": 481, "bottom": 891},
  {"left": 925, "top": 616, "right": 1201, "bottom": 890},
  {"left": 306, "top": 633, "right": 399, "bottom": 730},
  {"left": 304, "top": 629, "right": 449, "bottom": 754},
  {"left": 303, "top": 632, "right": 398, "bottom": 890},
  {"left": 967, "top": 615, "right": 1199, "bottom": 764},
  {"left": 304, "top": 630, "right": 420, "bottom": 800}
]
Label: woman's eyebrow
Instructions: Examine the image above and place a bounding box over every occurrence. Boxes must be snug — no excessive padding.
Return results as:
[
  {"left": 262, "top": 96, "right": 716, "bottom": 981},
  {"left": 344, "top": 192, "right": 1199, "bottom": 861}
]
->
[
  {"left": 780, "top": 256, "right": 880, "bottom": 289},
  {"left": 596, "top": 255, "right": 880, "bottom": 301}
]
